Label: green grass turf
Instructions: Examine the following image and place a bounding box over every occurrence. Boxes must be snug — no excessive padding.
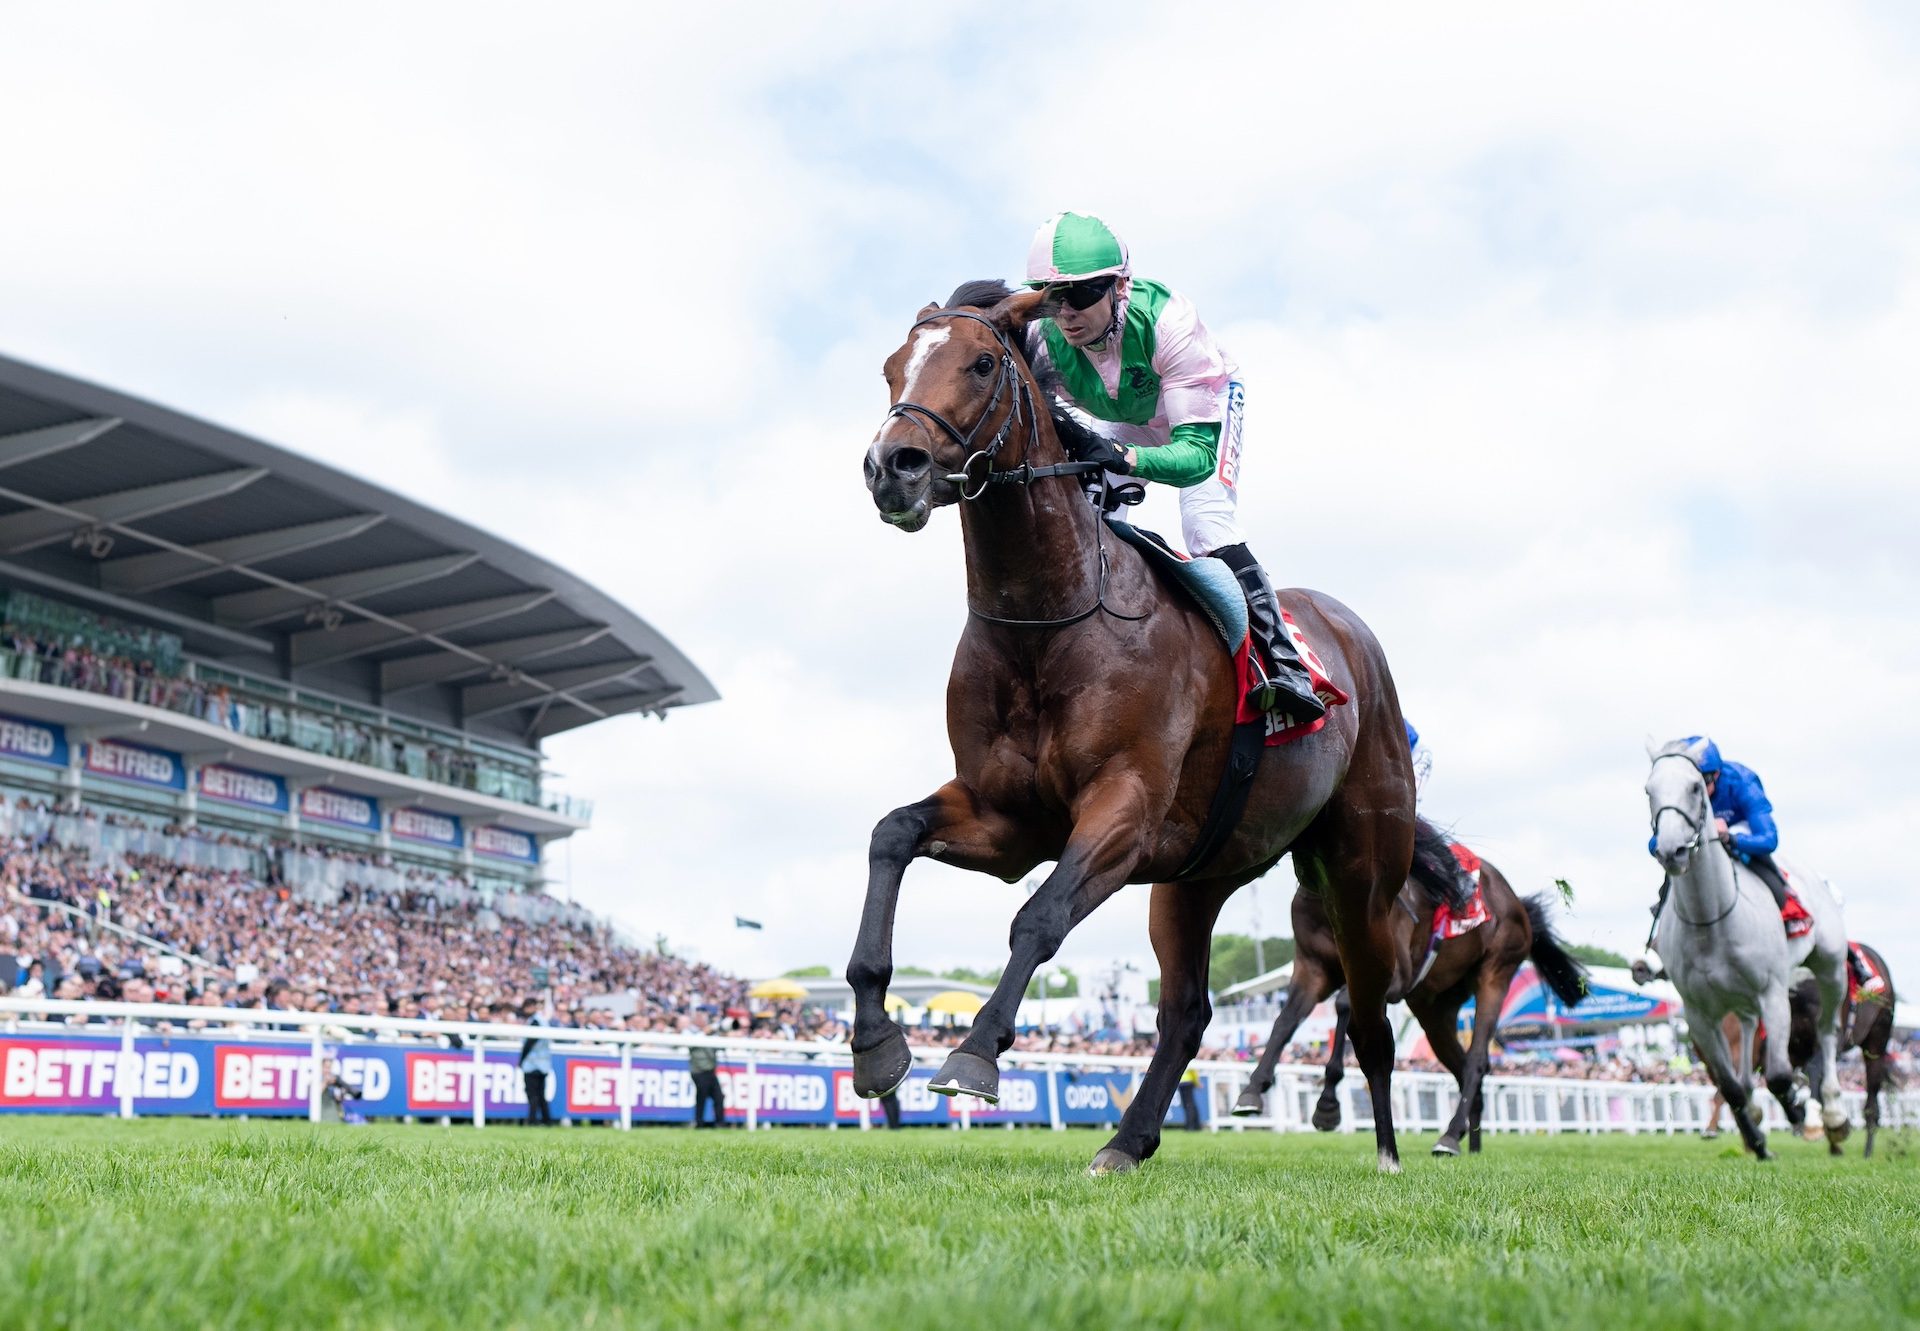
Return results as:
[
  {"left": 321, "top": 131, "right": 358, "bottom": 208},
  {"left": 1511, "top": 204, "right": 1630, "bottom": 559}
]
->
[{"left": 0, "top": 1118, "right": 1915, "bottom": 1331}]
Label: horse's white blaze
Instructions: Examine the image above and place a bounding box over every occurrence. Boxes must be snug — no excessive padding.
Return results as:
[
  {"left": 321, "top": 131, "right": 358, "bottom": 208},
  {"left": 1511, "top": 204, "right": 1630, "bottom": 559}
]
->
[{"left": 901, "top": 325, "right": 950, "bottom": 400}]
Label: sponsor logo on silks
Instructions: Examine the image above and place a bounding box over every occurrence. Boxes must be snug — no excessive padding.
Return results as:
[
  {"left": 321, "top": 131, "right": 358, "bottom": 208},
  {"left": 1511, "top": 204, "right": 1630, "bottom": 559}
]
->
[
  {"left": 199, "top": 763, "right": 290, "bottom": 812},
  {"left": 1216, "top": 380, "right": 1245, "bottom": 492},
  {"left": 298, "top": 786, "right": 379, "bottom": 831},
  {"left": 84, "top": 738, "right": 186, "bottom": 790},
  {"left": 472, "top": 824, "right": 539, "bottom": 863},
  {"left": 403, "top": 1052, "right": 527, "bottom": 1112},
  {"left": 0, "top": 713, "right": 68, "bottom": 766},
  {"left": 390, "top": 806, "right": 461, "bottom": 847},
  {"left": 0, "top": 1039, "right": 201, "bottom": 1107}
]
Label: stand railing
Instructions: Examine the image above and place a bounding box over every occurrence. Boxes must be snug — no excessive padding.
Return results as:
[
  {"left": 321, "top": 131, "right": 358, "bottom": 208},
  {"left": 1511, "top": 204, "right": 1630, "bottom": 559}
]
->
[{"left": 0, "top": 998, "right": 1904, "bottom": 1135}]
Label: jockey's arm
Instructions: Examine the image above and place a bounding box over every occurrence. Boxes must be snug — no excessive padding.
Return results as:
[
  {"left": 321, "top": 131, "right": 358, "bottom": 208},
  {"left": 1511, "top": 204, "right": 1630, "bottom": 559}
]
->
[
  {"left": 1128, "top": 289, "right": 1230, "bottom": 488},
  {"left": 1719, "top": 769, "right": 1779, "bottom": 857},
  {"left": 1128, "top": 422, "right": 1219, "bottom": 486}
]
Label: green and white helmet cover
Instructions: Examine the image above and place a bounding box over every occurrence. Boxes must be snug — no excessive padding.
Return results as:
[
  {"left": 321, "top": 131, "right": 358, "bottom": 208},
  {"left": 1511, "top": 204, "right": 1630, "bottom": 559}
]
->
[{"left": 1025, "top": 211, "right": 1130, "bottom": 287}]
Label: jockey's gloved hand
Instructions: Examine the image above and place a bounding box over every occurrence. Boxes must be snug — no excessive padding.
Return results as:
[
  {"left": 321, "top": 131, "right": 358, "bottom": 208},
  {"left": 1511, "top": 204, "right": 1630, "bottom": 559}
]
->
[{"left": 1074, "top": 436, "right": 1132, "bottom": 475}]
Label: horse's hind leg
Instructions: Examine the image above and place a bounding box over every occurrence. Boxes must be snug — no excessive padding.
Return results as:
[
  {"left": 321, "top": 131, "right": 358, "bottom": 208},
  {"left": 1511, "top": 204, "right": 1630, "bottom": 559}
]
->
[
  {"left": 1091, "top": 881, "right": 1237, "bottom": 1174},
  {"left": 1313, "top": 988, "right": 1353, "bottom": 1131},
  {"left": 845, "top": 782, "right": 1032, "bottom": 1097},
  {"left": 1293, "top": 808, "right": 1414, "bottom": 1174},
  {"left": 1231, "top": 897, "right": 1341, "bottom": 1118},
  {"left": 1757, "top": 984, "right": 1808, "bottom": 1130}
]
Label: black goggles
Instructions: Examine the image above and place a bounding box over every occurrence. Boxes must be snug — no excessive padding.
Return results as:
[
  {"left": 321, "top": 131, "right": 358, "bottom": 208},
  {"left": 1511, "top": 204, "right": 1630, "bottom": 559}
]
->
[{"left": 1043, "top": 276, "right": 1116, "bottom": 311}]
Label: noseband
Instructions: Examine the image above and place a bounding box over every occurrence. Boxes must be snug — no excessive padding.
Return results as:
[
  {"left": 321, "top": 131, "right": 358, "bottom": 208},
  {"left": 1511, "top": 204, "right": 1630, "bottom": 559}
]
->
[{"left": 883, "top": 309, "right": 1099, "bottom": 501}]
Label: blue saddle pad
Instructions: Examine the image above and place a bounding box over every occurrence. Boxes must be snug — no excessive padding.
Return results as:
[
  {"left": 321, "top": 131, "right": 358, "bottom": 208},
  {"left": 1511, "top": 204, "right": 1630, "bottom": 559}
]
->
[{"left": 1103, "top": 518, "right": 1248, "bottom": 650}]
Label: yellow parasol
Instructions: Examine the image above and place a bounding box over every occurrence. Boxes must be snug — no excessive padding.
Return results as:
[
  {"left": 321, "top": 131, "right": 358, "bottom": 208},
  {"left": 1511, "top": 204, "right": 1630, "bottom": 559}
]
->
[
  {"left": 748, "top": 977, "right": 809, "bottom": 1001},
  {"left": 924, "top": 990, "right": 985, "bottom": 1017}
]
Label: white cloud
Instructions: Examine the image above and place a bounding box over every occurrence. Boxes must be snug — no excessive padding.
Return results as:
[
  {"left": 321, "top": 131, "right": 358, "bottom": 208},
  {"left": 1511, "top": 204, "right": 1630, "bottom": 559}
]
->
[{"left": 0, "top": 1, "right": 1916, "bottom": 993}]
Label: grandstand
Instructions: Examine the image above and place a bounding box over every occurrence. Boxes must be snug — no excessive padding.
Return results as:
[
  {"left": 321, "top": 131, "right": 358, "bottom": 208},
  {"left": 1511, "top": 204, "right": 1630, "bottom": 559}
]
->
[{"left": 0, "top": 351, "right": 716, "bottom": 907}]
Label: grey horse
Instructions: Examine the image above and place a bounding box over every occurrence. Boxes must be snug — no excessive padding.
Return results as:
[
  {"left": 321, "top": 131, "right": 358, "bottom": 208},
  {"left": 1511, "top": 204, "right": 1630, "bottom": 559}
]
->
[{"left": 1644, "top": 737, "right": 1849, "bottom": 1159}]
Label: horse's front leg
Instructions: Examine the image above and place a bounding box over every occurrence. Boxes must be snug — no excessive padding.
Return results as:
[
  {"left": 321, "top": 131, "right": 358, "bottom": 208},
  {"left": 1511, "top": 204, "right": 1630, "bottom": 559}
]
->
[
  {"left": 1755, "top": 984, "right": 1807, "bottom": 1129},
  {"left": 847, "top": 781, "right": 1032, "bottom": 1097},
  {"left": 1690, "top": 1001, "right": 1770, "bottom": 1160},
  {"left": 928, "top": 778, "right": 1153, "bottom": 1102}
]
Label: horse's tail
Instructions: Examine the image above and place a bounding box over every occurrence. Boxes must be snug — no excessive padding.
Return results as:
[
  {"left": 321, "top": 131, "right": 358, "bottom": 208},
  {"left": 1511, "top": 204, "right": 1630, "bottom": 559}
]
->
[
  {"left": 1522, "top": 893, "right": 1591, "bottom": 1008},
  {"left": 1409, "top": 816, "right": 1470, "bottom": 908}
]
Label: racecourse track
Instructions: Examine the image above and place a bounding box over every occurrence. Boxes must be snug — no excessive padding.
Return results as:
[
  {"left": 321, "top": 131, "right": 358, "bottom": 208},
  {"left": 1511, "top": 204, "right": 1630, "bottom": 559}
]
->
[{"left": 1, "top": 1118, "right": 1913, "bottom": 1330}]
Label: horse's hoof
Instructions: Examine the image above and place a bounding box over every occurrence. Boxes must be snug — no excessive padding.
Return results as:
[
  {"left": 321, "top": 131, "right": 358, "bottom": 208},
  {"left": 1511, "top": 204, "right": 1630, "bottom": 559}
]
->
[
  {"left": 928, "top": 1050, "right": 999, "bottom": 1103},
  {"left": 1087, "top": 1148, "right": 1139, "bottom": 1177},
  {"left": 1231, "top": 1091, "right": 1264, "bottom": 1117},
  {"left": 1826, "top": 1118, "right": 1852, "bottom": 1145},
  {"left": 1377, "top": 1150, "right": 1402, "bottom": 1175},
  {"left": 1823, "top": 1106, "right": 1851, "bottom": 1135},
  {"left": 1700, "top": 1128, "right": 1719, "bottom": 1140},
  {"left": 850, "top": 1027, "right": 912, "bottom": 1099},
  {"left": 1432, "top": 1139, "right": 1460, "bottom": 1157},
  {"left": 1310, "top": 1102, "right": 1343, "bottom": 1133}
]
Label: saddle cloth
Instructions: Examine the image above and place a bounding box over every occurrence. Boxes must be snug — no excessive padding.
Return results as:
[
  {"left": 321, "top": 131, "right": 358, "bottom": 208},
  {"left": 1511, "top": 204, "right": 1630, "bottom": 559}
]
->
[
  {"left": 1103, "top": 518, "right": 1349, "bottom": 747},
  {"left": 1432, "top": 844, "right": 1490, "bottom": 941},
  {"left": 1847, "top": 942, "right": 1887, "bottom": 1005},
  {"left": 1780, "top": 884, "right": 1815, "bottom": 939}
]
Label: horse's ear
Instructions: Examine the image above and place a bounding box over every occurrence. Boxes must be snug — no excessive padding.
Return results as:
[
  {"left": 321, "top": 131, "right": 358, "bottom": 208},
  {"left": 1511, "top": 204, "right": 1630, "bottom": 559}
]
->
[
  {"left": 1643, "top": 735, "right": 1660, "bottom": 761},
  {"left": 917, "top": 300, "right": 940, "bottom": 320},
  {"left": 987, "top": 289, "right": 1046, "bottom": 338}
]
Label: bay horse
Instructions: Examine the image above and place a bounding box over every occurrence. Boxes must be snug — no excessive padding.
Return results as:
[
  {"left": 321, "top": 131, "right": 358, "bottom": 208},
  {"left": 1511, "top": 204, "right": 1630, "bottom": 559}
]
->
[
  {"left": 1230, "top": 847, "right": 1589, "bottom": 1156},
  {"left": 852, "top": 281, "right": 1422, "bottom": 1173},
  {"left": 1758, "top": 943, "right": 1898, "bottom": 1157},
  {"left": 1645, "top": 738, "right": 1850, "bottom": 1159}
]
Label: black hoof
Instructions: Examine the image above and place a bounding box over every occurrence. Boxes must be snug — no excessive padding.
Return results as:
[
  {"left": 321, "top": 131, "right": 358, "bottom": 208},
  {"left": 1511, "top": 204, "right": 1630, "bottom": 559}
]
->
[
  {"left": 1231, "top": 1090, "right": 1265, "bottom": 1117},
  {"left": 1432, "top": 1138, "right": 1461, "bottom": 1157},
  {"left": 1310, "top": 1099, "right": 1342, "bottom": 1133},
  {"left": 928, "top": 1050, "right": 999, "bottom": 1103},
  {"left": 1088, "top": 1147, "right": 1139, "bottom": 1176},
  {"left": 851, "top": 1026, "right": 912, "bottom": 1099}
]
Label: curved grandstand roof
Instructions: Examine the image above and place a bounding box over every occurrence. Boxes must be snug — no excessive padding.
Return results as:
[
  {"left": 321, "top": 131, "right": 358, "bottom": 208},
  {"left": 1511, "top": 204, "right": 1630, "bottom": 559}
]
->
[{"left": 0, "top": 353, "right": 717, "bottom": 746}]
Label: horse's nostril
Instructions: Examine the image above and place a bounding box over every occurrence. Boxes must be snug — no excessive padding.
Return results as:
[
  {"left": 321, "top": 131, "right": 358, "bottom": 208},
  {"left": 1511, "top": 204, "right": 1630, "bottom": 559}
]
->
[
  {"left": 863, "top": 454, "right": 879, "bottom": 482},
  {"left": 889, "top": 447, "right": 932, "bottom": 478}
]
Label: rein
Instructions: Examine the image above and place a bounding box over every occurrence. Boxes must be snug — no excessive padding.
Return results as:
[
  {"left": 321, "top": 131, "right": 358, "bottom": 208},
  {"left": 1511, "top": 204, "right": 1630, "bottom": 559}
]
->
[
  {"left": 882, "top": 308, "right": 1148, "bottom": 631},
  {"left": 1649, "top": 752, "right": 1739, "bottom": 928}
]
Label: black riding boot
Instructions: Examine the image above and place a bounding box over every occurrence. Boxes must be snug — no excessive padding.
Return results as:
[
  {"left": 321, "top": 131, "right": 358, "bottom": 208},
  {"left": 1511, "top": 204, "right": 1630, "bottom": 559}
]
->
[{"left": 1212, "top": 544, "right": 1326, "bottom": 724}]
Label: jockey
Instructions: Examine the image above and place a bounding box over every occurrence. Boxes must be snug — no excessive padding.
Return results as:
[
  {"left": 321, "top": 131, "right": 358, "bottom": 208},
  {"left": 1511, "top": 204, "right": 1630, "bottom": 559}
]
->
[
  {"left": 1646, "top": 738, "right": 1791, "bottom": 943},
  {"left": 1020, "top": 211, "right": 1325, "bottom": 724},
  {"left": 1638, "top": 738, "right": 1878, "bottom": 992}
]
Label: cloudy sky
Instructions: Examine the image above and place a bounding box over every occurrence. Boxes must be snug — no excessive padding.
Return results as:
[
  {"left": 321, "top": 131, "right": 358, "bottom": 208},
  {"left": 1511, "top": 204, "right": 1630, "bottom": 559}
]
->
[{"left": 3, "top": 3, "right": 1916, "bottom": 988}]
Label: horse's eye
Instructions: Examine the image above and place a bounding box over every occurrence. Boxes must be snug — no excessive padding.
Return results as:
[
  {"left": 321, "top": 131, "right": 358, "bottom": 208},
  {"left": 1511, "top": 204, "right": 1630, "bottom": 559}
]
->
[{"left": 972, "top": 354, "right": 995, "bottom": 375}]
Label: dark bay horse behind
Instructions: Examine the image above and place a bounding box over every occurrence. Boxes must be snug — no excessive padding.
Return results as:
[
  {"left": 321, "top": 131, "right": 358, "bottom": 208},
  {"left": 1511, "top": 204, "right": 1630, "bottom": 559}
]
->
[
  {"left": 851, "top": 282, "right": 1422, "bottom": 1173},
  {"left": 1761, "top": 943, "right": 1898, "bottom": 1157},
  {"left": 1231, "top": 848, "right": 1588, "bottom": 1156}
]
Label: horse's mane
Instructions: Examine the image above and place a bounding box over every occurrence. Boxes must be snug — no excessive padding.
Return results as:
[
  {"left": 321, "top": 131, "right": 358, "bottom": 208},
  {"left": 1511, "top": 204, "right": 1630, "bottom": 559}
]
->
[
  {"left": 1653, "top": 737, "right": 1709, "bottom": 766},
  {"left": 941, "top": 278, "right": 1118, "bottom": 467}
]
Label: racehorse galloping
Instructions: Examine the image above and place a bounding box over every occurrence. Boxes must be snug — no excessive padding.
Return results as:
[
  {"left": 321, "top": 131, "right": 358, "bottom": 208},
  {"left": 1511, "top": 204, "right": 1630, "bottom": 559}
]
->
[
  {"left": 852, "top": 283, "right": 1421, "bottom": 1173},
  {"left": 1645, "top": 738, "right": 1850, "bottom": 1159},
  {"left": 1761, "top": 944, "right": 1898, "bottom": 1158},
  {"left": 1231, "top": 846, "right": 1589, "bottom": 1156}
]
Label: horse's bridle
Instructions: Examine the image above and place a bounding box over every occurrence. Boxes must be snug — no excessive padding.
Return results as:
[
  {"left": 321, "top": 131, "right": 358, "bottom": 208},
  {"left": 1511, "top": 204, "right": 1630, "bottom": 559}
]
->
[
  {"left": 1649, "top": 752, "right": 1738, "bottom": 927},
  {"left": 878, "top": 309, "right": 1145, "bottom": 631},
  {"left": 883, "top": 309, "right": 1100, "bottom": 502}
]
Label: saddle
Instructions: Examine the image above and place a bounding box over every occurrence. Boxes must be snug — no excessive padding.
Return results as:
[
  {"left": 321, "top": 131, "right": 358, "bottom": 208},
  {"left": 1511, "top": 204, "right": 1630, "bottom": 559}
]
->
[{"left": 1103, "top": 518, "right": 1344, "bottom": 746}]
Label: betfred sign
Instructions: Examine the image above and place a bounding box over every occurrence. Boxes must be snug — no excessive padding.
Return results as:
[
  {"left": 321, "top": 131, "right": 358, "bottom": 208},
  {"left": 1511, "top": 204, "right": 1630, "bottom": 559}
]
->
[
  {"left": 199, "top": 763, "right": 289, "bottom": 813},
  {"left": 0, "top": 1038, "right": 199, "bottom": 1108},
  {"left": 472, "top": 824, "right": 538, "bottom": 863},
  {"left": 402, "top": 1051, "right": 526, "bottom": 1113},
  {"left": 391, "top": 806, "right": 461, "bottom": 847},
  {"left": 562, "top": 1056, "right": 832, "bottom": 1122},
  {"left": 0, "top": 713, "right": 67, "bottom": 767},
  {"left": 84, "top": 738, "right": 187, "bottom": 790},
  {"left": 298, "top": 786, "right": 379, "bottom": 831}
]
